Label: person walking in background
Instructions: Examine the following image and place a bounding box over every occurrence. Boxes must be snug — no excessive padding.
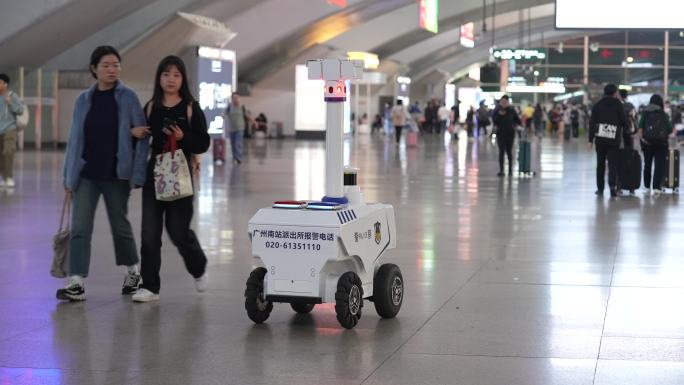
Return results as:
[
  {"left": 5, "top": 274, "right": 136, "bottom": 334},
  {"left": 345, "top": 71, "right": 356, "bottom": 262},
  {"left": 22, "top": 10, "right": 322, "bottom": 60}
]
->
[
  {"left": 0, "top": 73, "right": 24, "bottom": 188},
  {"left": 223, "top": 93, "right": 252, "bottom": 165},
  {"left": 589, "top": 84, "right": 628, "bottom": 198},
  {"left": 466, "top": 106, "right": 475, "bottom": 138},
  {"left": 133, "top": 55, "right": 211, "bottom": 302},
  {"left": 639, "top": 94, "right": 673, "bottom": 197},
  {"left": 58, "top": 46, "right": 150, "bottom": 301},
  {"left": 619, "top": 89, "right": 638, "bottom": 148},
  {"left": 437, "top": 101, "right": 450, "bottom": 136},
  {"left": 477, "top": 102, "right": 490, "bottom": 137},
  {"left": 492, "top": 95, "right": 521, "bottom": 177},
  {"left": 391, "top": 99, "right": 408, "bottom": 145},
  {"left": 533, "top": 103, "right": 543, "bottom": 137},
  {"left": 409, "top": 100, "right": 422, "bottom": 131},
  {"left": 570, "top": 104, "right": 580, "bottom": 139}
]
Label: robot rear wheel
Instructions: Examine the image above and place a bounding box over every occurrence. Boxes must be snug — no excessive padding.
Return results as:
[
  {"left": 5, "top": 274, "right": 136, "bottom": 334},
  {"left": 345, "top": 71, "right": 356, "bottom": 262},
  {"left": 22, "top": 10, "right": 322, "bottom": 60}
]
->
[
  {"left": 373, "top": 264, "right": 404, "bottom": 318},
  {"left": 291, "top": 303, "right": 315, "bottom": 314}
]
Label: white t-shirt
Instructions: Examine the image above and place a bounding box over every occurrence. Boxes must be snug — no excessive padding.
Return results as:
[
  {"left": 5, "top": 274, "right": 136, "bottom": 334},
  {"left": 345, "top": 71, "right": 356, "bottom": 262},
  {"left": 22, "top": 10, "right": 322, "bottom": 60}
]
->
[{"left": 438, "top": 106, "right": 450, "bottom": 121}]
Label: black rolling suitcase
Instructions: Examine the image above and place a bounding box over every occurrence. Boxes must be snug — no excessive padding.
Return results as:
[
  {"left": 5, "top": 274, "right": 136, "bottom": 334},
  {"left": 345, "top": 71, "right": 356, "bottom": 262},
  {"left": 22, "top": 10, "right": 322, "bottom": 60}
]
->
[
  {"left": 618, "top": 148, "right": 641, "bottom": 192},
  {"left": 664, "top": 149, "right": 680, "bottom": 193}
]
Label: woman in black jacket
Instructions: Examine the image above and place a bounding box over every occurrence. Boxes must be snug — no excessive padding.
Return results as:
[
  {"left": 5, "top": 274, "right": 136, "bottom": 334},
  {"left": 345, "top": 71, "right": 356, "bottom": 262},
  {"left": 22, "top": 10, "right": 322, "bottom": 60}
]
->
[
  {"left": 493, "top": 95, "right": 522, "bottom": 176},
  {"left": 639, "top": 94, "right": 673, "bottom": 196},
  {"left": 133, "top": 56, "right": 211, "bottom": 302}
]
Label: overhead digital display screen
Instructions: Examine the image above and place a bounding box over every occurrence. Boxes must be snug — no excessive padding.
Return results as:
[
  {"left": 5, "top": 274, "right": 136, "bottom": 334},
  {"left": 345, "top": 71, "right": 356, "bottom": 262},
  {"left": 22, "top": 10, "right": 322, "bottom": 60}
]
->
[
  {"left": 460, "top": 23, "right": 474, "bottom": 48},
  {"left": 419, "top": 0, "right": 438, "bottom": 34},
  {"left": 196, "top": 46, "right": 236, "bottom": 136},
  {"left": 556, "top": 0, "right": 683, "bottom": 29}
]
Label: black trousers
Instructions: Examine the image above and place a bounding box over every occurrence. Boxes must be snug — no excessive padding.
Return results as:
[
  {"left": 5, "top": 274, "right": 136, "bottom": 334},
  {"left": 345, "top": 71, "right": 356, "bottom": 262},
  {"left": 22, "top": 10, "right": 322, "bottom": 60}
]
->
[
  {"left": 595, "top": 142, "right": 619, "bottom": 192},
  {"left": 140, "top": 176, "right": 207, "bottom": 294},
  {"left": 643, "top": 144, "right": 667, "bottom": 190},
  {"left": 497, "top": 137, "right": 514, "bottom": 174},
  {"left": 395, "top": 125, "right": 403, "bottom": 143}
]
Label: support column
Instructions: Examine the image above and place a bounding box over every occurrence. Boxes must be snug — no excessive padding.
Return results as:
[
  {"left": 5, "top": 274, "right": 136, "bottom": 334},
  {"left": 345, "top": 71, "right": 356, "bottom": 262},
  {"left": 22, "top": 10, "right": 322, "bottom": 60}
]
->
[
  {"left": 366, "top": 83, "right": 371, "bottom": 129},
  {"left": 18, "top": 67, "right": 24, "bottom": 150},
  {"left": 35, "top": 68, "right": 42, "bottom": 150},
  {"left": 52, "top": 70, "right": 59, "bottom": 147},
  {"left": 665, "top": 31, "right": 670, "bottom": 98},
  {"left": 583, "top": 35, "right": 589, "bottom": 105}
]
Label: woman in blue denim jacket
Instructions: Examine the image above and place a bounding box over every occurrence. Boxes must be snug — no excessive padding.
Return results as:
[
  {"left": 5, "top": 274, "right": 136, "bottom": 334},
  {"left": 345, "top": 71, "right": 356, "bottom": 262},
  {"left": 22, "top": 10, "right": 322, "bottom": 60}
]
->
[{"left": 57, "top": 46, "right": 150, "bottom": 301}]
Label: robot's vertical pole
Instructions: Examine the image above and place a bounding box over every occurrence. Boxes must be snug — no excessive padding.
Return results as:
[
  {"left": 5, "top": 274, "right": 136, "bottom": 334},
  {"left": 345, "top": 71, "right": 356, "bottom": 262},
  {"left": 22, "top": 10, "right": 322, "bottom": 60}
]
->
[{"left": 325, "top": 101, "right": 344, "bottom": 199}]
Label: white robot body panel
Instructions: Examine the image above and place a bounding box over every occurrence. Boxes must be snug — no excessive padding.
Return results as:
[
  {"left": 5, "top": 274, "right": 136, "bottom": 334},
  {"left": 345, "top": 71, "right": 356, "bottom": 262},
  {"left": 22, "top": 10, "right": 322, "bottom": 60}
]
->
[{"left": 248, "top": 203, "right": 396, "bottom": 303}]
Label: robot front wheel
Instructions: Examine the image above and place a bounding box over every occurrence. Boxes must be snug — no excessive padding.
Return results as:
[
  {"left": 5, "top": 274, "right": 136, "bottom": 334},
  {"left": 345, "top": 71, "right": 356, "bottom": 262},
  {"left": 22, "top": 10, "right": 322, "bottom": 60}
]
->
[
  {"left": 335, "top": 272, "right": 364, "bottom": 329},
  {"left": 245, "top": 267, "right": 273, "bottom": 324}
]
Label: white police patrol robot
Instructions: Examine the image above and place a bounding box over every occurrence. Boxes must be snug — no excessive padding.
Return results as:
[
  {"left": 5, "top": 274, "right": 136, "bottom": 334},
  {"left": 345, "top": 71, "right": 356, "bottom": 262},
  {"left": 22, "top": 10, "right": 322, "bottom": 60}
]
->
[{"left": 244, "top": 59, "right": 403, "bottom": 329}]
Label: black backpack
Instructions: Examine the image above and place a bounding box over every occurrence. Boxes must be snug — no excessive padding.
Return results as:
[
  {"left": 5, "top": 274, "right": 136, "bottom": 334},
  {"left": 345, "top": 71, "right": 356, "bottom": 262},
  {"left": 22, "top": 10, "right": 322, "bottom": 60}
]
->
[{"left": 643, "top": 110, "right": 669, "bottom": 144}]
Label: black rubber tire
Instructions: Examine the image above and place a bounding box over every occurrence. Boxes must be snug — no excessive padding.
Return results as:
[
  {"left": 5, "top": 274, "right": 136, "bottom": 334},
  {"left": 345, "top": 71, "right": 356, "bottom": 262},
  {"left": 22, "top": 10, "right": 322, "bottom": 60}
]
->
[
  {"left": 290, "top": 303, "right": 315, "bottom": 314},
  {"left": 335, "top": 272, "right": 363, "bottom": 329},
  {"left": 373, "top": 264, "right": 404, "bottom": 319},
  {"left": 245, "top": 267, "right": 273, "bottom": 324}
]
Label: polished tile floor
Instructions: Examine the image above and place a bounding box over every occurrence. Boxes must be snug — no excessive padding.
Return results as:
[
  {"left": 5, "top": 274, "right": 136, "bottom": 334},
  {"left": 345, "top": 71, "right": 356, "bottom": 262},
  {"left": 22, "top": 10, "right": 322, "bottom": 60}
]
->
[{"left": 1, "top": 132, "right": 683, "bottom": 385}]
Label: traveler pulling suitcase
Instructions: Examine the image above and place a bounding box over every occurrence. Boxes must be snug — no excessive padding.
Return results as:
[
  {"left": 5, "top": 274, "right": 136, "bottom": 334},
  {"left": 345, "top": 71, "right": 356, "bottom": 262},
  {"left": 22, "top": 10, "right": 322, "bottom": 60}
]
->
[
  {"left": 618, "top": 148, "right": 641, "bottom": 192},
  {"left": 664, "top": 148, "right": 680, "bottom": 193}
]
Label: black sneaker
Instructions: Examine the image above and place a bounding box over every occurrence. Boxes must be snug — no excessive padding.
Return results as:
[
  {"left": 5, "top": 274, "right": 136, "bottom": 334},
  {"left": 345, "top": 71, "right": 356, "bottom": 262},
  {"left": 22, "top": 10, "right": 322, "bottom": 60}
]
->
[
  {"left": 122, "top": 273, "right": 141, "bottom": 295},
  {"left": 595, "top": 190, "right": 603, "bottom": 196},
  {"left": 56, "top": 282, "right": 85, "bottom": 301},
  {"left": 610, "top": 189, "right": 619, "bottom": 197}
]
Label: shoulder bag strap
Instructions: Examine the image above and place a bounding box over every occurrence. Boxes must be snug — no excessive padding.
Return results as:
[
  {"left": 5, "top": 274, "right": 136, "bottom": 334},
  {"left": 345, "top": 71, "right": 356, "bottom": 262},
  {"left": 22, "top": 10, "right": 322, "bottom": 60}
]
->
[{"left": 59, "top": 194, "right": 72, "bottom": 232}]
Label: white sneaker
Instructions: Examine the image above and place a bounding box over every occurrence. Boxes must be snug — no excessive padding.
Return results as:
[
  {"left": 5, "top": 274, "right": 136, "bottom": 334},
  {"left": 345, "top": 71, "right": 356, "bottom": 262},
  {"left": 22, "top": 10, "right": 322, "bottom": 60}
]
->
[
  {"left": 5, "top": 178, "right": 14, "bottom": 187},
  {"left": 653, "top": 189, "right": 662, "bottom": 197},
  {"left": 644, "top": 188, "right": 651, "bottom": 196},
  {"left": 194, "top": 273, "right": 208, "bottom": 293},
  {"left": 132, "top": 288, "right": 159, "bottom": 302}
]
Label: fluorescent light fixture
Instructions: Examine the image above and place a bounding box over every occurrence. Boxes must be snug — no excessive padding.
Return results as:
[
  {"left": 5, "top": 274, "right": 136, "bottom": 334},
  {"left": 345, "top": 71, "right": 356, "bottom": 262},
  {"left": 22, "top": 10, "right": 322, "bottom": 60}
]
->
[
  {"left": 621, "top": 61, "right": 653, "bottom": 68},
  {"left": 347, "top": 51, "right": 379, "bottom": 70},
  {"left": 198, "top": 46, "right": 236, "bottom": 61},
  {"left": 507, "top": 84, "right": 566, "bottom": 94},
  {"left": 556, "top": 0, "right": 683, "bottom": 29},
  {"left": 397, "top": 76, "right": 411, "bottom": 84},
  {"left": 553, "top": 90, "right": 586, "bottom": 102},
  {"left": 491, "top": 48, "right": 546, "bottom": 61}
]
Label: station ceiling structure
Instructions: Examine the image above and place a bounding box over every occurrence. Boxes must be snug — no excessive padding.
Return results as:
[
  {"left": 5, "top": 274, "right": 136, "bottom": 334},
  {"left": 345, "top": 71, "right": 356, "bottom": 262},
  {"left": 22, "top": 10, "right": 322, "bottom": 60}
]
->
[{"left": 0, "top": 0, "right": 633, "bottom": 88}]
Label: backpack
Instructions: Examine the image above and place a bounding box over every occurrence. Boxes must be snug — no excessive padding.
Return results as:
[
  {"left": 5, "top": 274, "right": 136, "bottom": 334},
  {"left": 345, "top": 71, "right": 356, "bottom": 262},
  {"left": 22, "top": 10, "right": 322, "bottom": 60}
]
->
[
  {"left": 8, "top": 92, "right": 29, "bottom": 129},
  {"left": 478, "top": 108, "right": 490, "bottom": 125},
  {"left": 643, "top": 110, "right": 669, "bottom": 145},
  {"left": 570, "top": 109, "right": 579, "bottom": 123}
]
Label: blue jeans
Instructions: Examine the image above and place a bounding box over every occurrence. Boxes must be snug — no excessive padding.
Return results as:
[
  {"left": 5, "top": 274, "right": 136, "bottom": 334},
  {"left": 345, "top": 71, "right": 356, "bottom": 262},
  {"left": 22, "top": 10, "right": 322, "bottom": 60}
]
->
[
  {"left": 229, "top": 131, "right": 243, "bottom": 161},
  {"left": 69, "top": 178, "right": 139, "bottom": 277}
]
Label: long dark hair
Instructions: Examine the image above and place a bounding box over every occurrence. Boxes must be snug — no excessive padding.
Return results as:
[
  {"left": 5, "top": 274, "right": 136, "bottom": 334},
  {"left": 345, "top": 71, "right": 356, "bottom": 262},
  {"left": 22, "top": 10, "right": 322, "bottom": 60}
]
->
[{"left": 151, "top": 55, "right": 195, "bottom": 110}]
